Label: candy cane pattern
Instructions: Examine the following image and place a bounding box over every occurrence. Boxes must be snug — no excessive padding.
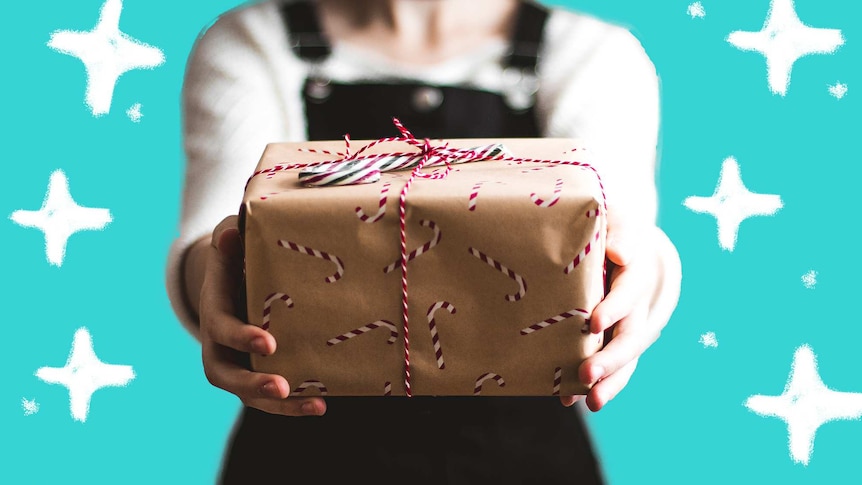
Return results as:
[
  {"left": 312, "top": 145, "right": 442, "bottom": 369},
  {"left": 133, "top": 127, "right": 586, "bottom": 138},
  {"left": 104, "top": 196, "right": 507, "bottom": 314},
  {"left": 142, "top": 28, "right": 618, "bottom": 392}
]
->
[
  {"left": 520, "top": 308, "right": 589, "bottom": 335},
  {"left": 292, "top": 380, "right": 328, "bottom": 396},
  {"left": 277, "top": 240, "right": 345, "bottom": 283},
  {"left": 326, "top": 320, "right": 398, "bottom": 346},
  {"left": 467, "top": 181, "right": 505, "bottom": 211},
  {"left": 468, "top": 247, "right": 527, "bottom": 302},
  {"left": 530, "top": 178, "right": 563, "bottom": 208},
  {"left": 383, "top": 219, "right": 441, "bottom": 273},
  {"left": 474, "top": 372, "right": 506, "bottom": 395},
  {"left": 384, "top": 381, "right": 392, "bottom": 396},
  {"left": 467, "top": 181, "right": 484, "bottom": 211},
  {"left": 262, "top": 292, "right": 293, "bottom": 331},
  {"left": 564, "top": 230, "right": 601, "bottom": 275},
  {"left": 427, "top": 301, "right": 457, "bottom": 369},
  {"left": 553, "top": 367, "right": 562, "bottom": 396},
  {"left": 586, "top": 207, "right": 601, "bottom": 218},
  {"left": 355, "top": 182, "right": 390, "bottom": 223}
]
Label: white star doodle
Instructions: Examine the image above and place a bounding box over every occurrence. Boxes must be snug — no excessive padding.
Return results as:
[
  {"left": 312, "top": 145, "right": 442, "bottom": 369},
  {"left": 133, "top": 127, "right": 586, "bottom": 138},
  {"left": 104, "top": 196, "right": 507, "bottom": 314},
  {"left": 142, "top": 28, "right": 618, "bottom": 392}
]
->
[
  {"left": 727, "top": 0, "right": 844, "bottom": 96},
  {"left": 745, "top": 345, "right": 862, "bottom": 465},
  {"left": 687, "top": 2, "right": 706, "bottom": 19},
  {"left": 828, "top": 82, "right": 848, "bottom": 99},
  {"left": 35, "top": 328, "right": 135, "bottom": 422},
  {"left": 684, "top": 157, "right": 783, "bottom": 251},
  {"left": 47, "top": 0, "right": 165, "bottom": 116},
  {"left": 699, "top": 331, "right": 718, "bottom": 348},
  {"left": 22, "top": 398, "right": 40, "bottom": 416},
  {"left": 126, "top": 102, "right": 142, "bottom": 122},
  {"left": 10, "top": 170, "right": 112, "bottom": 266},
  {"left": 801, "top": 269, "right": 817, "bottom": 289}
]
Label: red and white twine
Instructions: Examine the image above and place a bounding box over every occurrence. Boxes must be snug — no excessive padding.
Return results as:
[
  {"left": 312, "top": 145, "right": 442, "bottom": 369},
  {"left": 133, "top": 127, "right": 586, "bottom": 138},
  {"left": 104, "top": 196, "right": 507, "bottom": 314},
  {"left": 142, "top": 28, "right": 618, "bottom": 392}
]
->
[{"left": 383, "top": 219, "right": 441, "bottom": 274}]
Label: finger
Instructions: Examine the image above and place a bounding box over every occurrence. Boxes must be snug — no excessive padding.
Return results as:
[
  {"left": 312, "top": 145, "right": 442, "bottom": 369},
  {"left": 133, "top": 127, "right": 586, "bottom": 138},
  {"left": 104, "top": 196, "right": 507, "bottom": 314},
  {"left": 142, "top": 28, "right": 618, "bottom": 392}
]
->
[
  {"left": 590, "top": 264, "right": 649, "bottom": 334},
  {"left": 203, "top": 342, "right": 326, "bottom": 416},
  {"left": 244, "top": 396, "right": 328, "bottom": 417},
  {"left": 580, "top": 304, "right": 653, "bottom": 385},
  {"left": 212, "top": 215, "right": 239, "bottom": 250},
  {"left": 585, "top": 358, "right": 638, "bottom": 412},
  {"left": 204, "top": 310, "right": 276, "bottom": 355},
  {"left": 559, "top": 395, "right": 584, "bottom": 407}
]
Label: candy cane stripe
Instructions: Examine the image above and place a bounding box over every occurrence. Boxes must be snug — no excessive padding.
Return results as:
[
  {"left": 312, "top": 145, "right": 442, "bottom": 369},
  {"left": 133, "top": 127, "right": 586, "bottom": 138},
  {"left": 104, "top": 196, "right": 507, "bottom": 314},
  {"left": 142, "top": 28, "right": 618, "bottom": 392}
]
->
[
  {"left": 383, "top": 219, "right": 441, "bottom": 273},
  {"left": 327, "top": 320, "right": 398, "bottom": 346},
  {"left": 520, "top": 309, "right": 590, "bottom": 335},
  {"left": 427, "top": 301, "right": 457, "bottom": 369},
  {"left": 586, "top": 207, "right": 601, "bottom": 218},
  {"left": 278, "top": 240, "right": 345, "bottom": 283},
  {"left": 262, "top": 292, "right": 293, "bottom": 331},
  {"left": 553, "top": 367, "right": 562, "bottom": 396},
  {"left": 564, "top": 230, "right": 601, "bottom": 275},
  {"left": 468, "top": 181, "right": 484, "bottom": 211},
  {"left": 292, "top": 380, "right": 328, "bottom": 396},
  {"left": 530, "top": 178, "right": 563, "bottom": 207},
  {"left": 474, "top": 372, "right": 506, "bottom": 395},
  {"left": 355, "top": 183, "right": 390, "bottom": 223},
  {"left": 384, "top": 381, "right": 392, "bottom": 396},
  {"left": 468, "top": 247, "right": 527, "bottom": 301}
]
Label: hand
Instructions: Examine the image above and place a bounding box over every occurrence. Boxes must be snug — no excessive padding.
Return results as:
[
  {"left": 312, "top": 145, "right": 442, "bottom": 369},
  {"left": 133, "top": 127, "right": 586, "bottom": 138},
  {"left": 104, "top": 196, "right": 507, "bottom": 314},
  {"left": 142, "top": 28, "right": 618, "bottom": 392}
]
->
[
  {"left": 561, "top": 217, "right": 681, "bottom": 411},
  {"left": 199, "top": 215, "right": 327, "bottom": 416}
]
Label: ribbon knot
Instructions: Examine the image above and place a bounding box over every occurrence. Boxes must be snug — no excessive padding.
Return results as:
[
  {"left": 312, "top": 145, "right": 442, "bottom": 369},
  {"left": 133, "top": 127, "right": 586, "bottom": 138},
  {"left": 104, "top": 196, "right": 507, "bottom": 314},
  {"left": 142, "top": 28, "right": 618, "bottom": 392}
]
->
[{"left": 296, "top": 118, "right": 510, "bottom": 187}]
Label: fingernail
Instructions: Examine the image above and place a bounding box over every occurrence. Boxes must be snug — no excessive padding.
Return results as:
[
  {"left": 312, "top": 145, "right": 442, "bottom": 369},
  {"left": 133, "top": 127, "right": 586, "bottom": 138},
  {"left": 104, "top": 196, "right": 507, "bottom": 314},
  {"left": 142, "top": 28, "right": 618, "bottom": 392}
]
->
[
  {"left": 251, "top": 337, "right": 268, "bottom": 354},
  {"left": 301, "top": 402, "right": 318, "bottom": 415},
  {"left": 591, "top": 365, "right": 605, "bottom": 385},
  {"left": 261, "top": 381, "right": 277, "bottom": 396}
]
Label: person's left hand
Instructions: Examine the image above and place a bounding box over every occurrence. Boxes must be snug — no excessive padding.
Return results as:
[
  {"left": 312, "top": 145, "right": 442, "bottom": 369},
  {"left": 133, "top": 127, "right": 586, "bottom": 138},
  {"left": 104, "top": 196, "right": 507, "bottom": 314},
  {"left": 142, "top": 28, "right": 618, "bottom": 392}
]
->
[{"left": 561, "top": 218, "right": 681, "bottom": 411}]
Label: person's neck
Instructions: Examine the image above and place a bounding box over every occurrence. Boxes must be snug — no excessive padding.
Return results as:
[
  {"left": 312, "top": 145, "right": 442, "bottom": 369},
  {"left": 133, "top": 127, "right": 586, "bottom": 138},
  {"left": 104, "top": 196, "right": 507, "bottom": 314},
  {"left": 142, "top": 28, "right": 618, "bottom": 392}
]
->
[{"left": 318, "top": 0, "right": 519, "bottom": 66}]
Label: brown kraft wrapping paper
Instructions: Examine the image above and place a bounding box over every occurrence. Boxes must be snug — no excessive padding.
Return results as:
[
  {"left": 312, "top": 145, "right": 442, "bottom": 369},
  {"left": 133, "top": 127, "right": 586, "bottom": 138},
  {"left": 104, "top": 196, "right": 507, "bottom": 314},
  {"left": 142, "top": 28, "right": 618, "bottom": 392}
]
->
[{"left": 241, "top": 138, "right": 606, "bottom": 396}]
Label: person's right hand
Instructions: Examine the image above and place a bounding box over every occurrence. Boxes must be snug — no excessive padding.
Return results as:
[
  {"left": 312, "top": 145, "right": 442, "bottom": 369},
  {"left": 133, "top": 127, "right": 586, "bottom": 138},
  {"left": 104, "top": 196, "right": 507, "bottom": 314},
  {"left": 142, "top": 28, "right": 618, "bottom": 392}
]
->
[{"left": 200, "top": 215, "right": 327, "bottom": 416}]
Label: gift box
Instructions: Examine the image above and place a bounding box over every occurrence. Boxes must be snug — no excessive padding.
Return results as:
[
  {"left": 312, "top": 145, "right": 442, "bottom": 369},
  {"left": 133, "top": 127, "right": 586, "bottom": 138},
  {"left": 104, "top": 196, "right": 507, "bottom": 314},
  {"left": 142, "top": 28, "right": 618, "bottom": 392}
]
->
[{"left": 240, "top": 136, "right": 606, "bottom": 396}]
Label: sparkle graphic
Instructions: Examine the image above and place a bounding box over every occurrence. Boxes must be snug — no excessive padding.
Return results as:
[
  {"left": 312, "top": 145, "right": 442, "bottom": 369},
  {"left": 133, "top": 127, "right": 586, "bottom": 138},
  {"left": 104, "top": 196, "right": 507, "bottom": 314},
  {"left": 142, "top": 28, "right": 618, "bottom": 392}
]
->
[
  {"left": 687, "top": 2, "right": 706, "bottom": 19},
  {"left": 802, "top": 270, "right": 817, "bottom": 289},
  {"left": 684, "top": 157, "right": 783, "bottom": 251},
  {"left": 22, "top": 398, "right": 40, "bottom": 416},
  {"left": 35, "top": 327, "right": 135, "bottom": 422},
  {"left": 10, "top": 170, "right": 112, "bottom": 266},
  {"left": 745, "top": 345, "right": 862, "bottom": 465},
  {"left": 126, "top": 102, "right": 142, "bottom": 122},
  {"left": 828, "top": 82, "right": 848, "bottom": 99},
  {"left": 47, "top": 0, "right": 165, "bottom": 116},
  {"left": 727, "top": 0, "right": 844, "bottom": 96},
  {"left": 699, "top": 331, "right": 718, "bottom": 348}
]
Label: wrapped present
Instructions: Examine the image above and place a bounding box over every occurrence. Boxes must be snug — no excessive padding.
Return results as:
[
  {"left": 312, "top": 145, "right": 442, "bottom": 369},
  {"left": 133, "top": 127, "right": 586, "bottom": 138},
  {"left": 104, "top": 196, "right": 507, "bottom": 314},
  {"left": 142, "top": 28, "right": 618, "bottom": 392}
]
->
[{"left": 240, "top": 130, "right": 606, "bottom": 397}]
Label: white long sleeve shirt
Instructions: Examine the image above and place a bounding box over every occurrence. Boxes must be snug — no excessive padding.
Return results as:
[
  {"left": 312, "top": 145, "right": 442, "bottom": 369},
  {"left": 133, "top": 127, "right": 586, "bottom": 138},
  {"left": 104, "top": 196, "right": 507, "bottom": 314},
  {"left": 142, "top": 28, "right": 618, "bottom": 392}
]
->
[{"left": 167, "top": 0, "right": 661, "bottom": 329}]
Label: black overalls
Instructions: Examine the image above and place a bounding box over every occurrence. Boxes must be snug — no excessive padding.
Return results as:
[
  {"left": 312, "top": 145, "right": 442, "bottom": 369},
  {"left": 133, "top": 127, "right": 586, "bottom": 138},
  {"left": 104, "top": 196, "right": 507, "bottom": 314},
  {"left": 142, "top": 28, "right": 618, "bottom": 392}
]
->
[{"left": 220, "top": 2, "right": 605, "bottom": 483}]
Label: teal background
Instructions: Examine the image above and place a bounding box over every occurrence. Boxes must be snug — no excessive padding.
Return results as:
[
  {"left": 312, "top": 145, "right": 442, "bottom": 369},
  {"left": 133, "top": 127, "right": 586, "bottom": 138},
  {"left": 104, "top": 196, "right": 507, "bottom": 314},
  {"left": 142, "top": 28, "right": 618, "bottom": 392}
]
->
[{"left": 1, "top": 0, "right": 858, "bottom": 483}]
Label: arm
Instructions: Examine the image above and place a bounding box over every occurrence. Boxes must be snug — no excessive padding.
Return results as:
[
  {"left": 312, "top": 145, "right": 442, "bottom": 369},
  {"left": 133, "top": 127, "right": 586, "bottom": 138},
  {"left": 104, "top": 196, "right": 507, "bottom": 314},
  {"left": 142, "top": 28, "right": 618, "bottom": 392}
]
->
[
  {"left": 539, "top": 12, "right": 682, "bottom": 410},
  {"left": 168, "top": 4, "right": 324, "bottom": 415}
]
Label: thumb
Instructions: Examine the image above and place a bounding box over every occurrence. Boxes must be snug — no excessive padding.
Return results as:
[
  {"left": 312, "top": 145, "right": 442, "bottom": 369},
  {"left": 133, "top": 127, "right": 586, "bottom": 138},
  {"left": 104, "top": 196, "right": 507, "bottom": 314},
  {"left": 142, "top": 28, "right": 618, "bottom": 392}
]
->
[
  {"left": 212, "top": 215, "right": 241, "bottom": 254},
  {"left": 605, "top": 227, "right": 635, "bottom": 267}
]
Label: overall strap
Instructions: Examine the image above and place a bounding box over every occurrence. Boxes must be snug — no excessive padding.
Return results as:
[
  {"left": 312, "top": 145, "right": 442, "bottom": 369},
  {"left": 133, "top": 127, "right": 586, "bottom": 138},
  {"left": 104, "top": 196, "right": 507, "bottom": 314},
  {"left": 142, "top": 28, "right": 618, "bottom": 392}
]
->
[
  {"left": 280, "top": 0, "right": 331, "bottom": 61},
  {"left": 505, "top": 1, "right": 549, "bottom": 71}
]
